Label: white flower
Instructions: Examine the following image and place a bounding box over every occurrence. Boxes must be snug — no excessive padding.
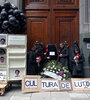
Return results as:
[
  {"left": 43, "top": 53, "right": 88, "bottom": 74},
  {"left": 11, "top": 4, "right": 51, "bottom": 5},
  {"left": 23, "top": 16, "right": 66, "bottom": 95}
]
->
[
  {"left": 63, "top": 67, "right": 65, "bottom": 70},
  {"left": 66, "top": 70, "right": 69, "bottom": 73},
  {"left": 52, "top": 62, "right": 55, "bottom": 64},
  {"left": 48, "top": 66, "right": 50, "bottom": 68},
  {"left": 64, "top": 70, "right": 67, "bottom": 72},
  {"left": 53, "top": 71, "right": 55, "bottom": 73},
  {"left": 47, "top": 69, "right": 49, "bottom": 71},
  {"left": 50, "top": 70, "right": 52, "bottom": 72},
  {"left": 43, "top": 68, "right": 46, "bottom": 71},
  {"left": 56, "top": 71, "right": 59, "bottom": 74},
  {"left": 63, "top": 74, "right": 66, "bottom": 77},
  {"left": 63, "top": 78, "right": 65, "bottom": 81},
  {"left": 58, "top": 69, "right": 60, "bottom": 71},
  {"left": 41, "top": 72, "right": 43, "bottom": 75},
  {"left": 53, "top": 65, "right": 55, "bottom": 68},
  {"left": 54, "top": 68, "right": 56, "bottom": 70},
  {"left": 51, "top": 67, "right": 53, "bottom": 69}
]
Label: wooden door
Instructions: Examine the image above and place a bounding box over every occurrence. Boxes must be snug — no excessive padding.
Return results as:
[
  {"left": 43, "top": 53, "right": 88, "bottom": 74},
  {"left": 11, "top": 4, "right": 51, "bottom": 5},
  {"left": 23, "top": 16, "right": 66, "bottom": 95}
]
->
[{"left": 24, "top": 0, "right": 79, "bottom": 50}]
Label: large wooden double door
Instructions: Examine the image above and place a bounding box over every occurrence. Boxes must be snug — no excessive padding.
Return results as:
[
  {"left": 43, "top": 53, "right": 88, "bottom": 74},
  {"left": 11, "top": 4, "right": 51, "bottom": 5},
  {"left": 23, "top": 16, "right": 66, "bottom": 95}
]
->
[{"left": 25, "top": 0, "right": 79, "bottom": 50}]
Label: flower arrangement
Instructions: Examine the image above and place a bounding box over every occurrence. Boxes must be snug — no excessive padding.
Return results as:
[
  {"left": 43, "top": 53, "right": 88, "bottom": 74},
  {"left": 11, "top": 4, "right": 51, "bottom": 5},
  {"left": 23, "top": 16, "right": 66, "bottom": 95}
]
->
[{"left": 40, "top": 60, "right": 71, "bottom": 80}]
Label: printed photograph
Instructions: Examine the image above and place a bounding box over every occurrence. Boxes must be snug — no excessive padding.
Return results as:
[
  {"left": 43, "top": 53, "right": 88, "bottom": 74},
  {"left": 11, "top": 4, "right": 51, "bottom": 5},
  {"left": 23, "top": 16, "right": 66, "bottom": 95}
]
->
[
  {"left": 0, "top": 56, "right": 5, "bottom": 65},
  {"left": 15, "top": 69, "right": 20, "bottom": 77},
  {"left": 0, "top": 35, "right": 7, "bottom": 46}
]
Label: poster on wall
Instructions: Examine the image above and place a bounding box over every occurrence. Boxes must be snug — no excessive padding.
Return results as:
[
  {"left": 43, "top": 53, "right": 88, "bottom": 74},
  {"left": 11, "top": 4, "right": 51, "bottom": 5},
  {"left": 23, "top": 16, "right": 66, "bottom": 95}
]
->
[
  {"left": 0, "top": 71, "right": 6, "bottom": 80},
  {"left": 9, "top": 68, "right": 26, "bottom": 80},
  {"left": 0, "top": 34, "right": 7, "bottom": 47},
  {"left": 8, "top": 35, "right": 26, "bottom": 46}
]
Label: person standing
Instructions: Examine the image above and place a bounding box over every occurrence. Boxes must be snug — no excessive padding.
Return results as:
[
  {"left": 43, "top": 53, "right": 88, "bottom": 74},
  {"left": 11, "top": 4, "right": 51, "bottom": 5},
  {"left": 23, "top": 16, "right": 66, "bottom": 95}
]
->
[
  {"left": 27, "top": 46, "right": 41, "bottom": 75},
  {"left": 71, "top": 47, "right": 85, "bottom": 78},
  {"left": 44, "top": 44, "right": 58, "bottom": 62},
  {"left": 69, "top": 41, "right": 79, "bottom": 73},
  {"left": 58, "top": 43, "right": 69, "bottom": 66}
]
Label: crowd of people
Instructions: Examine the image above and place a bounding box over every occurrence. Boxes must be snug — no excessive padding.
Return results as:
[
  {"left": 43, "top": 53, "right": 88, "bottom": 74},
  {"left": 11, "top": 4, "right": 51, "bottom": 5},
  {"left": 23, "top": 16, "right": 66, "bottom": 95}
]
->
[{"left": 27, "top": 41, "right": 85, "bottom": 78}]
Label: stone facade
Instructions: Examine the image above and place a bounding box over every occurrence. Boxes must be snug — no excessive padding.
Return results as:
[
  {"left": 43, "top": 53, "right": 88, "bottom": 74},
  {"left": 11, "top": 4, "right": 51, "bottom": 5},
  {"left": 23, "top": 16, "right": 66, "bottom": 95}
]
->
[
  {"left": 79, "top": 0, "right": 90, "bottom": 77},
  {"left": 0, "top": 0, "right": 5, "bottom": 5}
]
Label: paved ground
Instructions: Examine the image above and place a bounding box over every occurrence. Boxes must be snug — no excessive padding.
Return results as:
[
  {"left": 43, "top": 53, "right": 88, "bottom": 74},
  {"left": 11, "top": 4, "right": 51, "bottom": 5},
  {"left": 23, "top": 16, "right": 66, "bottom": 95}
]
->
[{"left": 0, "top": 85, "right": 90, "bottom": 100}]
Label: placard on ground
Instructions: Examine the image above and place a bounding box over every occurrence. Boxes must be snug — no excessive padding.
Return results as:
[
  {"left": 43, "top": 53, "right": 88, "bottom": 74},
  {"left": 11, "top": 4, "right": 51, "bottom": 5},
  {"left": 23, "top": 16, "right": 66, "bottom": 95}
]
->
[
  {"left": 22, "top": 75, "right": 41, "bottom": 93},
  {"left": 59, "top": 80, "right": 72, "bottom": 91},
  {"left": 72, "top": 78, "right": 90, "bottom": 91},
  {"left": 41, "top": 78, "right": 59, "bottom": 91}
]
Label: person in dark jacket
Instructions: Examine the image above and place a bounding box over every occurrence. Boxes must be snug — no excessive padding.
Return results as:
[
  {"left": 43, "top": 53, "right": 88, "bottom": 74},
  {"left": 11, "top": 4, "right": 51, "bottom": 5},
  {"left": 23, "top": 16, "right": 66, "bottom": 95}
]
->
[
  {"left": 69, "top": 41, "right": 79, "bottom": 73},
  {"left": 37, "top": 42, "right": 46, "bottom": 73},
  {"left": 37, "top": 42, "right": 45, "bottom": 64},
  {"left": 44, "top": 44, "right": 58, "bottom": 62},
  {"left": 27, "top": 46, "right": 41, "bottom": 75},
  {"left": 71, "top": 47, "right": 85, "bottom": 78},
  {"left": 58, "top": 42, "right": 69, "bottom": 66}
]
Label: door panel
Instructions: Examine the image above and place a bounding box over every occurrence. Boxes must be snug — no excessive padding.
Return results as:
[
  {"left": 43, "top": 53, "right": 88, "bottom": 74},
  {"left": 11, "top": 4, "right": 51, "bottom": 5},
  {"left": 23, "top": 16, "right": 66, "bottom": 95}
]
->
[
  {"left": 54, "top": 0, "right": 79, "bottom": 9},
  {"left": 55, "top": 11, "right": 79, "bottom": 48},
  {"left": 56, "top": 16, "right": 75, "bottom": 47},
  {"left": 25, "top": 0, "right": 50, "bottom": 10},
  {"left": 27, "top": 17, "right": 48, "bottom": 50}
]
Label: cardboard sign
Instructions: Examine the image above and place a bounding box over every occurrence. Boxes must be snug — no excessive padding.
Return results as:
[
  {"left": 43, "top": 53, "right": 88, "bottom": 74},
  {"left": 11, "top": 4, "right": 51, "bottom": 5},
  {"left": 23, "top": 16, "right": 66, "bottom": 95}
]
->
[
  {"left": 41, "top": 79, "right": 59, "bottom": 91},
  {"left": 59, "top": 81, "right": 72, "bottom": 91},
  {"left": 22, "top": 76, "right": 90, "bottom": 92},
  {"left": 22, "top": 75, "right": 41, "bottom": 93},
  {"left": 49, "top": 52, "right": 55, "bottom": 56},
  {"left": 72, "top": 78, "right": 90, "bottom": 91}
]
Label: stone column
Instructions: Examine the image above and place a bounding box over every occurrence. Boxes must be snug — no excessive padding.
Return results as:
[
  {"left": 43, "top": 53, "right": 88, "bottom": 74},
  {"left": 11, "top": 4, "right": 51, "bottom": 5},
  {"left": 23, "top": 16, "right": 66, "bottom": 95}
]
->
[{"left": 79, "top": 0, "right": 90, "bottom": 77}]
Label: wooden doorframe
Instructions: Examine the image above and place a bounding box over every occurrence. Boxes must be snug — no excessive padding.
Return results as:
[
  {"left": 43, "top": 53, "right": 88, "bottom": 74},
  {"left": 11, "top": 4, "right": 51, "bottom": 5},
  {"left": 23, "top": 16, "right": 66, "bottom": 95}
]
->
[{"left": 24, "top": 0, "right": 79, "bottom": 51}]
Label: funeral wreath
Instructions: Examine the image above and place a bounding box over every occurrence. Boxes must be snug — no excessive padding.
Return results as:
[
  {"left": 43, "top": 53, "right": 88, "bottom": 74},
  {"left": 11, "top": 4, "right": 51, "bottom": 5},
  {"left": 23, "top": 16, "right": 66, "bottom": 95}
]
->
[{"left": 40, "top": 60, "right": 71, "bottom": 80}]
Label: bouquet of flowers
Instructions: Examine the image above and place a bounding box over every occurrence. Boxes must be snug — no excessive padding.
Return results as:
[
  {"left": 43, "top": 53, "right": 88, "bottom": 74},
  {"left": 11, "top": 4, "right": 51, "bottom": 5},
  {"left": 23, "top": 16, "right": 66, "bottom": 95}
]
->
[{"left": 40, "top": 60, "right": 71, "bottom": 80}]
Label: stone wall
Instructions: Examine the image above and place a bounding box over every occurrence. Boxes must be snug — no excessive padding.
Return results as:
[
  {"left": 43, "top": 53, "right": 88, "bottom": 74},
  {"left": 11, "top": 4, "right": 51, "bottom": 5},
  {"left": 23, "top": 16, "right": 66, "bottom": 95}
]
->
[
  {"left": 79, "top": 0, "right": 90, "bottom": 77},
  {"left": 0, "top": 0, "right": 5, "bottom": 5},
  {"left": 0, "top": 0, "right": 23, "bottom": 10}
]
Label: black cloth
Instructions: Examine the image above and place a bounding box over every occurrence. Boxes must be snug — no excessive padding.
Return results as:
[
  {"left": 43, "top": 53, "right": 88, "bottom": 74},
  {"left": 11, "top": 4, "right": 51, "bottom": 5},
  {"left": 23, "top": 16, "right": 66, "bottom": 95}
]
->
[
  {"left": 27, "top": 51, "right": 38, "bottom": 75},
  {"left": 58, "top": 46, "right": 68, "bottom": 66},
  {"left": 71, "top": 53, "right": 85, "bottom": 78}
]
